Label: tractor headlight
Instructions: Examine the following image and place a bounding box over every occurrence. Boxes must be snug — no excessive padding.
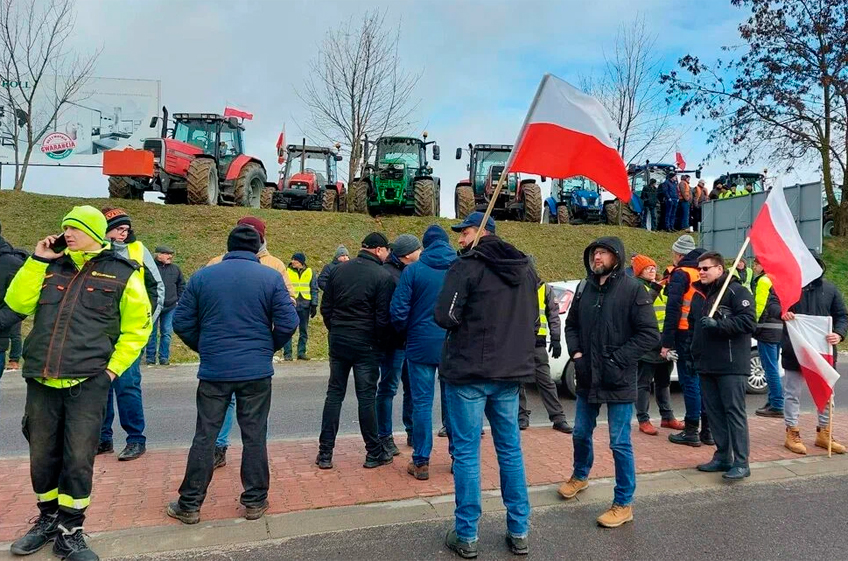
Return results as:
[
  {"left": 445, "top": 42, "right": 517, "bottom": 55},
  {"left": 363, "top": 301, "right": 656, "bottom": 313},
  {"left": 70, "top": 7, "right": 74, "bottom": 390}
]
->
[
  {"left": 393, "top": 163, "right": 404, "bottom": 170},
  {"left": 580, "top": 197, "right": 588, "bottom": 206}
]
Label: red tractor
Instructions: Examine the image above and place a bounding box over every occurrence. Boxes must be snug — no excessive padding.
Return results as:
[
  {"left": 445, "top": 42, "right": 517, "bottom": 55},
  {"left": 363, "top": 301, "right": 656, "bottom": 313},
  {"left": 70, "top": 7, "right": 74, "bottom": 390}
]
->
[
  {"left": 269, "top": 139, "right": 346, "bottom": 211},
  {"left": 102, "top": 107, "right": 268, "bottom": 207}
]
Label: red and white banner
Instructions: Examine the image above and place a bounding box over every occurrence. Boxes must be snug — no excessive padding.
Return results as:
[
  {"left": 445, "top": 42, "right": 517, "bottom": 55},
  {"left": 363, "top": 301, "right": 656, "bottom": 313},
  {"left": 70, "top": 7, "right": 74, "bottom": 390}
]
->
[
  {"left": 749, "top": 182, "right": 822, "bottom": 313},
  {"left": 675, "top": 151, "right": 686, "bottom": 170},
  {"left": 506, "top": 74, "right": 630, "bottom": 202},
  {"left": 786, "top": 314, "right": 839, "bottom": 411},
  {"left": 276, "top": 125, "right": 286, "bottom": 164},
  {"left": 223, "top": 106, "right": 253, "bottom": 121}
]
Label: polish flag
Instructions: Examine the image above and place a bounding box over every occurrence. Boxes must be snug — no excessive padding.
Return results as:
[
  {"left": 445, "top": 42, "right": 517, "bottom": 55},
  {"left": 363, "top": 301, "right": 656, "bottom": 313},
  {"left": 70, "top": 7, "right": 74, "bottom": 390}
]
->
[
  {"left": 506, "top": 74, "right": 630, "bottom": 202},
  {"left": 749, "top": 182, "right": 822, "bottom": 314},
  {"left": 276, "top": 126, "right": 286, "bottom": 164},
  {"left": 675, "top": 151, "right": 686, "bottom": 170},
  {"left": 786, "top": 314, "right": 839, "bottom": 411},
  {"left": 223, "top": 106, "right": 253, "bottom": 121}
]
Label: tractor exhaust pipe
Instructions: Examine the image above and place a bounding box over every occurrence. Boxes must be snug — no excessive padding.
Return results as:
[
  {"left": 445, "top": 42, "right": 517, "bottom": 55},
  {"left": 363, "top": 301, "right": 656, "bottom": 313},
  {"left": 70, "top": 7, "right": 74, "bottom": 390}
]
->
[
  {"left": 300, "top": 138, "right": 306, "bottom": 174},
  {"left": 160, "top": 106, "right": 168, "bottom": 138}
]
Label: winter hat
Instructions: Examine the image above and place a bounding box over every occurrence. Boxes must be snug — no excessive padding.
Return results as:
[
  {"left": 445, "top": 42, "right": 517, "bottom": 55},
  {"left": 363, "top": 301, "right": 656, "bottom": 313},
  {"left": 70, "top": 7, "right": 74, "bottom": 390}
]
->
[
  {"left": 155, "top": 245, "right": 175, "bottom": 255},
  {"left": 227, "top": 225, "right": 261, "bottom": 254},
  {"left": 362, "top": 232, "right": 389, "bottom": 249},
  {"left": 102, "top": 207, "right": 132, "bottom": 233},
  {"left": 333, "top": 245, "right": 349, "bottom": 260},
  {"left": 672, "top": 234, "right": 696, "bottom": 255},
  {"left": 291, "top": 252, "right": 307, "bottom": 265},
  {"left": 391, "top": 234, "right": 422, "bottom": 257},
  {"left": 632, "top": 255, "right": 657, "bottom": 277},
  {"left": 422, "top": 224, "right": 449, "bottom": 248},
  {"left": 237, "top": 216, "right": 266, "bottom": 242},
  {"left": 62, "top": 206, "right": 107, "bottom": 245}
]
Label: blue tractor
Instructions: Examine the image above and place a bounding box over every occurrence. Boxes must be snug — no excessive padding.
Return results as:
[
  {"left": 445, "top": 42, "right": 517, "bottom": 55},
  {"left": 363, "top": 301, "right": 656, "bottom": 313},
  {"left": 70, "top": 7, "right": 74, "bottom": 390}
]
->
[{"left": 543, "top": 176, "right": 605, "bottom": 224}]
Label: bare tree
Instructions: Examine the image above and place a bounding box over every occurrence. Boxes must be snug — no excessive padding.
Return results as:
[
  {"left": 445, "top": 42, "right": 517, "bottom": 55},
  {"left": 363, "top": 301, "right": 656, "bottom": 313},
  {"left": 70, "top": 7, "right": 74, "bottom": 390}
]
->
[
  {"left": 581, "top": 17, "right": 680, "bottom": 165},
  {"left": 297, "top": 10, "right": 420, "bottom": 181},
  {"left": 0, "top": 0, "right": 98, "bottom": 191}
]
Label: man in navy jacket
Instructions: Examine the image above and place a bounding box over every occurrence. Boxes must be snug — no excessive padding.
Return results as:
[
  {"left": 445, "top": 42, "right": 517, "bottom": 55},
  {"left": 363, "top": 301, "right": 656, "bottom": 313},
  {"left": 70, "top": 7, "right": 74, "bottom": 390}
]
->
[{"left": 168, "top": 225, "right": 298, "bottom": 525}]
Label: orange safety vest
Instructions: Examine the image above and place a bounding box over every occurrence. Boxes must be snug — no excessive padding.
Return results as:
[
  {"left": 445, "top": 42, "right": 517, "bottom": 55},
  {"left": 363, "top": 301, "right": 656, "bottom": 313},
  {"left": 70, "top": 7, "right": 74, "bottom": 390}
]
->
[{"left": 676, "top": 266, "right": 701, "bottom": 330}]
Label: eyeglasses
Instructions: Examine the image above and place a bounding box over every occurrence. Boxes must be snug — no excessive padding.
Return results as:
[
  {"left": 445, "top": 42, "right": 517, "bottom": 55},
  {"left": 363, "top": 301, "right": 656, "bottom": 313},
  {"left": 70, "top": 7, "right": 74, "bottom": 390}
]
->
[{"left": 698, "top": 265, "right": 719, "bottom": 272}]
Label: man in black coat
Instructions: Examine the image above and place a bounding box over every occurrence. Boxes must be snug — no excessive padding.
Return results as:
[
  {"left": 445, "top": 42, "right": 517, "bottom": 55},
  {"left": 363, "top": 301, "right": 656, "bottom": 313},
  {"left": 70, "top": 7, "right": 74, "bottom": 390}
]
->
[
  {"left": 317, "top": 246, "right": 349, "bottom": 291},
  {"left": 317, "top": 232, "right": 395, "bottom": 470},
  {"left": 145, "top": 246, "right": 184, "bottom": 366},
  {"left": 689, "top": 251, "right": 756, "bottom": 480},
  {"left": 0, "top": 222, "right": 25, "bottom": 375},
  {"left": 559, "top": 236, "right": 658, "bottom": 529}
]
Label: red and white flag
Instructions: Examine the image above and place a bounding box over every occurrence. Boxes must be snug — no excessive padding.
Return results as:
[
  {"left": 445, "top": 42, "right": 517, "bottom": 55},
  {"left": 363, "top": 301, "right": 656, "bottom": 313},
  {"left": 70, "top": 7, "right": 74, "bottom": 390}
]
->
[
  {"left": 223, "top": 106, "right": 253, "bottom": 121},
  {"left": 675, "top": 151, "right": 686, "bottom": 170},
  {"left": 506, "top": 74, "right": 630, "bottom": 202},
  {"left": 276, "top": 125, "right": 286, "bottom": 164},
  {"left": 749, "top": 182, "right": 822, "bottom": 313},
  {"left": 786, "top": 314, "right": 839, "bottom": 411}
]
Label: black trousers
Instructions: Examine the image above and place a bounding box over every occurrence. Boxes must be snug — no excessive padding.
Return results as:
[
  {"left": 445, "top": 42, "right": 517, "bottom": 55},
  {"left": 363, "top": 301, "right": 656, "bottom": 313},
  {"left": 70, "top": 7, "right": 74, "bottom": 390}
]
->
[
  {"left": 700, "top": 374, "right": 749, "bottom": 468},
  {"left": 636, "top": 361, "right": 674, "bottom": 423},
  {"left": 178, "top": 377, "right": 272, "bottom": 511},
  {"left": 519, "top": 346, "right": 565, "bottom": 423},
  {"left": 24, "top": 373, "right": 112, "bottom": 528},
  {"left": 319, "top": 334, "right": 381, "bottom": 457}
]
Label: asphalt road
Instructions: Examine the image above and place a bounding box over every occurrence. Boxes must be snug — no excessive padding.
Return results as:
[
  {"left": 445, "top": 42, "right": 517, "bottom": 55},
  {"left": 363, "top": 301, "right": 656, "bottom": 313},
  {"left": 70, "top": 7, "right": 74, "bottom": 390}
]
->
[
  {"left": 0, "top": 361, "right": 842, "bottom": 457},
  {"left": 116, "top": 474, "right": 848, "bottom": 561}
]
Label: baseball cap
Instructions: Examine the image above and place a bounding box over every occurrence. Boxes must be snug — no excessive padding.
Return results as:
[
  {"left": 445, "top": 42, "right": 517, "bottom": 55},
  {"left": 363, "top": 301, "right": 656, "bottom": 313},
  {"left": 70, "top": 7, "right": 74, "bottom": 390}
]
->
[
  {"left": 451, "top": 211, "right": 496, "bottom": 234},
  {"left": 362, "top": 232, "right": 390, "bottom": 249}
]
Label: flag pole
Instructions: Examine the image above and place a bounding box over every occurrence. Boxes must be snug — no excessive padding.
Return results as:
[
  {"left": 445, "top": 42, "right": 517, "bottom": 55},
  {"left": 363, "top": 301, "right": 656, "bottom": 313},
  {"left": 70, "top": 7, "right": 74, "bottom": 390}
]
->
[
  {"left": 708, "top": 237, "right": 751, "bottom": 318},
  {"left": 829, "top": 396, "right": 834, "bottom": 458},
  {"left": 471, "top": 171, "right": 509, "bottom": 248}
]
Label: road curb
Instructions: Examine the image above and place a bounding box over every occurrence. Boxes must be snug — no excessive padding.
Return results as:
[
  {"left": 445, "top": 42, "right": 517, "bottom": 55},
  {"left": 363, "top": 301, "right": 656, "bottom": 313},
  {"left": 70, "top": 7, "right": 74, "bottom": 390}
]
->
[{"left": 2, "top": 454, "right": 846, "bottom": 560}]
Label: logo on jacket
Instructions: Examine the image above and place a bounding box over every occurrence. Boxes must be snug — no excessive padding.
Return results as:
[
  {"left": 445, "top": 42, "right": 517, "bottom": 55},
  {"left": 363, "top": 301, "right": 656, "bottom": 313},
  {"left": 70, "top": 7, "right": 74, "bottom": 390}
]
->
[
  {"left": 91, "top": 271, "right": 117, "bottom": 279},
  {"left": 742, "top": 300, "right": 750, "bottom": 307}
]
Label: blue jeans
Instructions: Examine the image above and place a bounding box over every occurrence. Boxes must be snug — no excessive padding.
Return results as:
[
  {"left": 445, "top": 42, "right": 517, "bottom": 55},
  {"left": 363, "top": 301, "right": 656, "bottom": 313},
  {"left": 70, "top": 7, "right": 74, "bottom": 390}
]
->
[
  {"left": 641, "top": 205, "right": 656, "bottom": 231},
  {"left": 145, "top": 307, "right": 175, "bottom": 364},
  {"left": 678, "top": 200, "right": 690, "bottom": 230},
  {"left": 677, "top": 355, "right": 702, "bottom": 423},
  {"left": 216, "top": 395, "right": 237, "bottom": 448},
  {"left": 664, "top": 198, "right": 678, "bottom": 231},
  {"left": 408, "top": 361, "right": 437, "bottom": 465},
  {"left": 759, "top": 341, "right": 783, "bottom": 410},
  {"left": 283, "top": 307, "right": 310, "bottom": 358},
  {"left": 377, "top": 348, "right": 409, "bottom": 438},
  {"left": 445, "top": 381, "right": 529, "bottom": 542},
  {"left": 101, "top": 356, "right": 146, "bottom": 445},
  {"left": 572, "top": 394, "right": 636, "bottom": 506}
]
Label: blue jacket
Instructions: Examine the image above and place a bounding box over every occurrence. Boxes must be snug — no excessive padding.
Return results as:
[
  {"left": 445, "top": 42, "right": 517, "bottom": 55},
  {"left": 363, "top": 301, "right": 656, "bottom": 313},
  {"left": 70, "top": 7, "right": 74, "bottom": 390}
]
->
[
  {"left": 390, "top": 239, "right": 457, "bottom": 364},
  {"left": 174, "top": 251, "right": 299, "bottom": 382}
]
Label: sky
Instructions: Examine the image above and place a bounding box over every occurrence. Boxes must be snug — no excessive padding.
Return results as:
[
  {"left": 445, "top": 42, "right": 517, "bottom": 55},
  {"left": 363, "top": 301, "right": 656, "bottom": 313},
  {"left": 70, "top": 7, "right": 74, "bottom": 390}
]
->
[{"left": 1, "top": 0, "right": 822, "bottom": 214}]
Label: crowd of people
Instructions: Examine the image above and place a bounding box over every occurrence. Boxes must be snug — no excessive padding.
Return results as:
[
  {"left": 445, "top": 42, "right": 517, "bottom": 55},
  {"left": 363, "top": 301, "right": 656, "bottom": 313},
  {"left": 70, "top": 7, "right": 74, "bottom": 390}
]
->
[{"left": 0, "top": 205, "right": 846, "bottom": 560}]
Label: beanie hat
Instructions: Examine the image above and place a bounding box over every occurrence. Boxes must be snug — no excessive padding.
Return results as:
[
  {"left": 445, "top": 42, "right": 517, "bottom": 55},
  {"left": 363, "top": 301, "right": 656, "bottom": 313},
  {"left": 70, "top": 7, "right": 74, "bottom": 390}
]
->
[
  {"left": 102, "top": 207, "right": 132, "bottom": 233},
  {"left": 362, "top": 232, "right": 389, "bottom": 249},
  {"left": 237, "top": 216, "right": 266, "bottom": 242},
  {"left": 333, "top": 245, "right": 349, "bottom": 260},
  {"left": 422, "top": 224, "right": 449, "bottom": 248},
  {"left": 390, "top": 234, "right": 422, "bottom": 257},
  {"left": 672, "top": 234, "right": 696, "bottom": 255},
  {"left": 292, "top": 252, "right": 307, "bottom": 266},
  {"left": 227, "top": 225, "right": 261, "bottom": 254},
  {"left": 632, "top": 255, "right": 657, "bottom": 277},
  {"left": 62, "top": 206, "right": 107, "bottom": 245}
]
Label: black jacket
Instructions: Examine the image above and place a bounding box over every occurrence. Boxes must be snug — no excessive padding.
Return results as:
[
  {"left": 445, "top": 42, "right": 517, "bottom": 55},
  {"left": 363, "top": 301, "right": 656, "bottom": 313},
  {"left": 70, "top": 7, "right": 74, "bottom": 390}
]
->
[
  {"left": 318, "top": 259, "right": 343, "bottom": 291},
  {"left": 321, "top": 250, "right": 394, "bottom": 347},
  {"left": 777, "top": 257, "right": 848, "bottom": 370},
  {"left": 156, "top": 261, "right": 185, "bottom": 311},
  {"left": 640, "top": 182, "right": 658, "bottom": 207},
  {"left": 382, "top": 255, "right": 407, "bottom": 350},
  {"left": 434, "top": 235, "right": 538, "bottom": 385},
  {"left": 660, "top": 248, "right": 706, "bottom": 350},
  {"left": 751, "top": 272, "right": 783, "bottom": 344},
  {"left": 537, "top": 283, "right": 561, "bottom": 347},
  {"left": 690, "top": 274, "right": 756, "bottom": 376},
  {"left": 0, "top": 237, "right": 25, "bottom": 346},
  {"left": 564, "top": 237, "right": 659, "bottom": 403}
]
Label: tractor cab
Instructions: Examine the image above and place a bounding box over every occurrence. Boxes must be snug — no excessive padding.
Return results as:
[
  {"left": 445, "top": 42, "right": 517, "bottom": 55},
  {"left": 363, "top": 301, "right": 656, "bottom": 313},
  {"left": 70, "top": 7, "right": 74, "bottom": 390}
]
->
[
  {"left": 171, "top": 113, "right": 244, "bottom": 178},
  {"left": 715, "top": 172, "right": 765, "bottom": 196},
  {"left": 628, "top": 163, "right": 677, "bottom": 197},
  {"left": 280, "top": 144, "right": 340, "bottom": 192},
  {"left": 373, "top": 136, "right": 429, "bottom": 177},
  {"left": 467, "top": 145, "right": 516, "bottom": 195}
]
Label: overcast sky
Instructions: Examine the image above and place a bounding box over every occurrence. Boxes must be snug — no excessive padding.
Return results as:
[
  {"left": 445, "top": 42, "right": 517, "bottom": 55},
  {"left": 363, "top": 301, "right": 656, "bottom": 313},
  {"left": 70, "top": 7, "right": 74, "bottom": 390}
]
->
[{"left": 4, "top": 0, "right": 821, "bottom": 213}]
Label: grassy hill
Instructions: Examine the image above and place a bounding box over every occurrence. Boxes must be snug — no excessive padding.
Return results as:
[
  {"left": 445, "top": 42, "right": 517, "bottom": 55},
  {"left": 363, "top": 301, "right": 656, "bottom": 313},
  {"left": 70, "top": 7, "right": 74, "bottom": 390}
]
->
[{"left": 2, "top": 190, "right": 846, "bottom": 361}]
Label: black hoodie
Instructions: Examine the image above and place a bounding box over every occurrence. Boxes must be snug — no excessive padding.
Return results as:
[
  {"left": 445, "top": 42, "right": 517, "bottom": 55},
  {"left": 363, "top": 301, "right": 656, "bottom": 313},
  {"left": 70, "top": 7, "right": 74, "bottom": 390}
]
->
[
  {"left": 564, "top": 236, "right": 659, "bottom": 403},
  {"left": 434, "top": 234, "right": 538, "bottom": 385}
]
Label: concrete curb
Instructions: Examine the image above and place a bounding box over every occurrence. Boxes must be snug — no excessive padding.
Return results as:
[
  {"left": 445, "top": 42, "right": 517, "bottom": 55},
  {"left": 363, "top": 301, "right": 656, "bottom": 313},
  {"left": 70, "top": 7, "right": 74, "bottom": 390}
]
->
[{"left": 2, "top": 454, "right": 846, "bottom": 560}]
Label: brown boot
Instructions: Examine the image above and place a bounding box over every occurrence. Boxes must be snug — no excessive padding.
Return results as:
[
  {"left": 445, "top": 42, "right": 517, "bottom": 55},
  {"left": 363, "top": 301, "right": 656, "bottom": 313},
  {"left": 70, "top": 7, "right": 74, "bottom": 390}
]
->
[
  {"left": 597, "top": 504, "right": 633, "bottom": 528},
  {"left": 557, "top": 477, "right": 589, "bottom": 499},
  {"left": 406, "top": 461, "right": 430, "bottom": 480},
  {"left": 638, "top": 421, "right": 658, "bottom": 436},
  {"left": 784, "top": 426, "right": 806, "bottom": 455},
  {"left": 815, "top": 426, "right": 847, "bottom": 454}
]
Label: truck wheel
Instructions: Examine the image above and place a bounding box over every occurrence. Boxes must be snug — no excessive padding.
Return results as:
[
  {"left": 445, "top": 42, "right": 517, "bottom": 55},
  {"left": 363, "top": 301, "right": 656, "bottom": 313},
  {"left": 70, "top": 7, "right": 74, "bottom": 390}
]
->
[
  {"left": 414, "top": 179, "right": 436, "bottom": 217},
  {"left": 521, "top": 182, "right": 542, "bottom": 223},
  {"left": 455, "top": 185, "right": 475, "bottom": 219},
  {"left": 233, "top": 162, "right": 266, "bottom": 208},
  {"left": 349, "top": 181, "right": 368, "bottom": 214},
  {"left": 605, "top": 200, "right": 640, "bottom": 227},
  {"left": 260, "top": 186, "right": 274, "bottom": 209},
  {"left": 322, "top": 189, "right": 338, "bottom": 212},
  {"left": 186, "top": 159, "right": 219, "bottom": 205},
  {"left": 557, "top": 204, "right": 569, "bottom": 225},
  {"left": 108, "top": 177, "right": 132, "bottom": 199}
]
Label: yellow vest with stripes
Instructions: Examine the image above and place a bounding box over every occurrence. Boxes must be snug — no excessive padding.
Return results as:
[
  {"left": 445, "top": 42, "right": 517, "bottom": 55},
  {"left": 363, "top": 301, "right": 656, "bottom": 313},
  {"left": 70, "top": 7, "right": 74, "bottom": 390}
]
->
[
  {"left": 753, "top": 274, "right": 773, "bottom": 321},
  {"left": 287, "top": 267, "right": 313, "bottom": 300},
  {"left": 647, "top": 284, "right": 666, "bottom": 332},
  {"left": 537, "top": 285, "right": 548, "bottom": 337}
]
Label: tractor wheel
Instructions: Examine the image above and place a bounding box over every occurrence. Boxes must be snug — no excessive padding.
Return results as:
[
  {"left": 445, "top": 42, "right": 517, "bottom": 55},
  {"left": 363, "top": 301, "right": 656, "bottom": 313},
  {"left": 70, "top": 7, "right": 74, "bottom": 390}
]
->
[
  {"left": 414, "top": 179, "right": 436, "bottom": 217},
  {"left": 455, "top": 185, "right": 475, "bottom": 220},
  {"left": 186, "top": 159, "right": 219, "bottom": 206},
  {"left": 606, "top": 200, "right": 639, "bottom": 227},
  {"left": 108, "top": 177, "right": 132, "bottom": 199},
  {"left": 521, "top": 182, "right": 542, "bottom": 223},
  {"left": 233, "top": 163, "right": 266, "bottom": 208},
  {"left": 349, "top": 181, "right": 368, "bottom": 214},
  {"left": 337, "top": 190, "right": 347, "bottom": 212},
  {"left": 322, "top": 189, "right": 338, "bottom": 212},
  {"left": 260, "top": 186, "right": 274, "bottom": 209},
  {"left": 557, "top": 204, "right": 570, "bottom": 225}
]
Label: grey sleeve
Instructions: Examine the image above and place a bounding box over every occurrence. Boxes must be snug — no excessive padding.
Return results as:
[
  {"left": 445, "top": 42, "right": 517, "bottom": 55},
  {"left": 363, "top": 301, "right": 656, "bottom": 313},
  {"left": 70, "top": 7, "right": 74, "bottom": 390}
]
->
[{"left": 143, "top": 245, "right": 165, "bottom": 323}]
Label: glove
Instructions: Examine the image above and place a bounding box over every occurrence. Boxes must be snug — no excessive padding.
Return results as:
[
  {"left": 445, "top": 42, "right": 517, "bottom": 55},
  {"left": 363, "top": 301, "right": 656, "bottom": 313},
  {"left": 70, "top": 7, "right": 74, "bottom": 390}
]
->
[
  {"left": 310, "top": 307, "right": 318, "bottom": 319},
  {"left": 666, "top": 350, "right": 679, "bottom": 362},
  {"left": 700, "top": 316, "right": 718, "bottom": 330},
  {"left": 549, "top": 341, "right": 562, "bottom": 359}
]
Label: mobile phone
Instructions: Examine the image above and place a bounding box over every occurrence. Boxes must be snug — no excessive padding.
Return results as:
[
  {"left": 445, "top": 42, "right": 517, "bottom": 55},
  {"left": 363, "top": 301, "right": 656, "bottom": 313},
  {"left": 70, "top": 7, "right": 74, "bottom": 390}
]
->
[{"left": 50, "top": 234, "right": 67, "bottom": 252}]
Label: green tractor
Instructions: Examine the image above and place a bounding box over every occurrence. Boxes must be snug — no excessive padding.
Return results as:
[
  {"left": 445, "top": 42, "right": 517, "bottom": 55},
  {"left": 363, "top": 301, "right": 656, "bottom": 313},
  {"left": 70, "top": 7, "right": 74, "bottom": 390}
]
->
[{"left": 348, "top": 134, "right": 441, "bottom": 216}]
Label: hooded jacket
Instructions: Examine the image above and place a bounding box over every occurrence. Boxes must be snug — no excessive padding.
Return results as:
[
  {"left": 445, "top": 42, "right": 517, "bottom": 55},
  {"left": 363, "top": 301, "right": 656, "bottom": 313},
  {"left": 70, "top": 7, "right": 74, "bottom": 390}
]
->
[
  {"left": 564, "top": 237, "right": 659, "bottom": 403},
  {"left": 391, "top": 236, "right": 457, "bottom": 364},
  {"left": 750, "top": 272, "right": 783, "bottom": 344},
  {"left": 434, "top": 235, "right": 538, "bottom": 385},
  {"left": 0, "top": 236, "right": 25, "bottom": 346},
  {"left": 318, "top": 258, "right": 344, "bottom": 291},
  {"left": 660, "top": 248, "right": 706, "bottom": 350},
  {"left": 690, "top": 274, "right": 756, "bottom": 376},
  {"left": 775, "top": 255, "right": 848, "bottom": 371}
]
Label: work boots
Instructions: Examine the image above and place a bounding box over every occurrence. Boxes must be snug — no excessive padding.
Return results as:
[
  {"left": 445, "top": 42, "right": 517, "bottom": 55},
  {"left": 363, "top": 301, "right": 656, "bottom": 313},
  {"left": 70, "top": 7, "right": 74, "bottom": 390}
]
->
[
  {"left": 557, "top": 477, "right": 589, "bottom": 499},
  {"left": 213, "top": 446, "right": 228, "bottom": 469},
  {"left": 815, "top": 426, "right": 847, "bottom": 454},
  {"left": 52, "top": 525, "right": 99, "bottom": 561},
  {"left": 784, "top": 426, "right": 807, "bottom": 455},
  {"left": 638, "top": 421, "right": 658, "bottom": 436},
  {"left": 668, "top": 421, "right": 701, "bottom": 447},
  {"left": 9, "top": 512, "right": 59, "bottom": 555},
  {"left": 382, "top": 436, "right": 401, "bottom": 457},
  {"left": 596, "top": 504, "right": 634, "bottom": 528}
]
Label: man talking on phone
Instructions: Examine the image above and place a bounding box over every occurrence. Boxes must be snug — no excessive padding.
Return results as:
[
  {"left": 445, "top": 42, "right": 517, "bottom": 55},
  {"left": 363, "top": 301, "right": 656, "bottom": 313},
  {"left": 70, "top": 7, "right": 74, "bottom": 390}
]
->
[{"left": 0, "top": 206, "right": 151, "bottom": 561}]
